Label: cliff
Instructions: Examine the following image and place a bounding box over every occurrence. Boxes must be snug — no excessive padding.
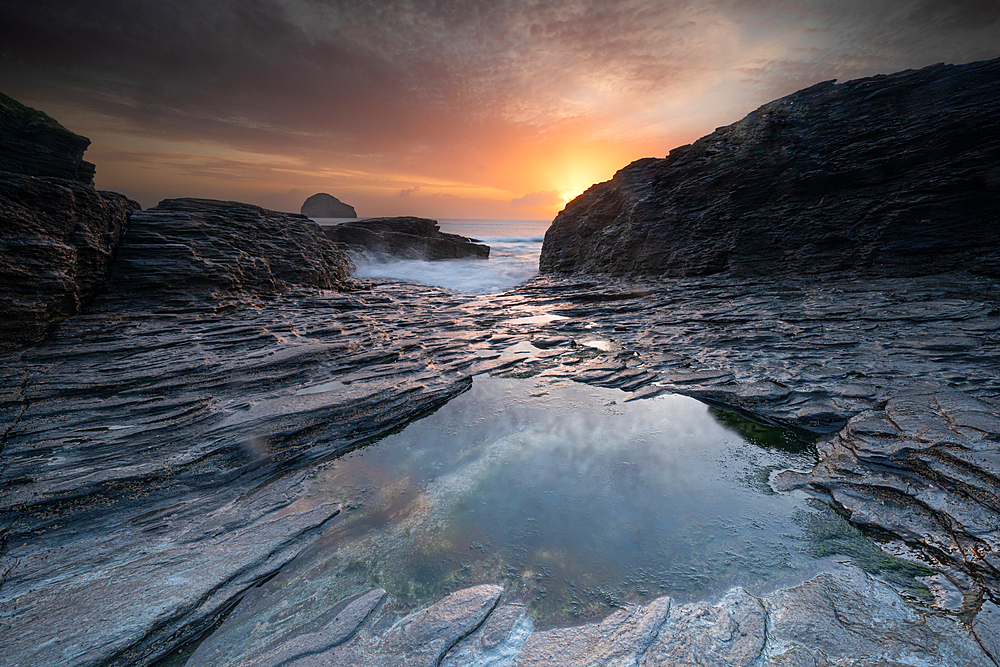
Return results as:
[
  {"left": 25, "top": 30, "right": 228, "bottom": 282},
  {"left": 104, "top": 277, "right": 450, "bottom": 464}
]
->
[
  {"left": 0, "top": 93, "right": 139, "bottom": 347},
  {"left": 539, "top": 58, "right": 1000, "bottom": 278}
]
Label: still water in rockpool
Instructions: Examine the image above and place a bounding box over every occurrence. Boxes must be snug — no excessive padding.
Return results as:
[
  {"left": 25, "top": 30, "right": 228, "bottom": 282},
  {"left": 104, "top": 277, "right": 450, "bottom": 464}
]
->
[{"left": 210, "top": 375, "right": 928, "bottom": 641}]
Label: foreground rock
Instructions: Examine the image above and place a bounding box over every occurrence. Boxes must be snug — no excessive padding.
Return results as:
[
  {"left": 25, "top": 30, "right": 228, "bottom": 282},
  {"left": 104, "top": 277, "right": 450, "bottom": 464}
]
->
[
  {"left": 189, "top": 566, "right": 996, "bottom": 666},
  {"left": 540, "top": 58, "right": 1000, "bottom": 277},
  {"left": 2, "top": 267, "right": 999, "bottom": 666},
  {"left": 809, "top": 389, "right": 1000, "bottom": 585},
  {"left": 109, "top": 198, "right": 354, "bottom": 299},
  {"left": 0, "top": 289, "right": 473, "bottom": 667},
  {"left": 324, "top": 216, "right": 490, "bottom": 260},
  {"left": 0, "top": 93, "right": 138, "bottom": 347},
  {"left": 300, "top": 192, "right": 356, "bottom": 218}
]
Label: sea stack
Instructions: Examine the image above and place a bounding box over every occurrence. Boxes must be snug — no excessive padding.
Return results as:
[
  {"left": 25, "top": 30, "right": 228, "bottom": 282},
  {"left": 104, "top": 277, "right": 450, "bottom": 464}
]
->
[
  {"left": 301, "top": 192, "right": 357, "bottom": 218},
  {"left": 539, "top": 58, "right": 1000, "bottom": 279}
]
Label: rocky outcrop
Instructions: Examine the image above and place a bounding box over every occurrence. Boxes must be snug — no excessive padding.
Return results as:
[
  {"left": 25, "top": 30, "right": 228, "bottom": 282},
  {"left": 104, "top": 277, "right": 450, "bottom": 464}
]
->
[
  {"left": 0, "top": 93, "right": 139, "bottom": 347},
  {"left": 540, "top": 58, "right": 1000, "bottom": 278},
  {"left": 324, "top": 216, "right": 490, "bottom": 260},
  {"left": 108, "top": 198, "right": 354, "bottom": 298},
  {"left": 300, "top": 192, "right": 357, "bottom": 218},
  {"left": 0, "top": 92, "right": 95, "bottom": 183}
]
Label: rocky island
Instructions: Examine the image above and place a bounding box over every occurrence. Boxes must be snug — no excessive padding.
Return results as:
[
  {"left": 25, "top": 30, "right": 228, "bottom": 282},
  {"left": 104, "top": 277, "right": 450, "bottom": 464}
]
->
[
  {"left": 1, "top": 58, "right": 999, "bottom": 667},
  {"left": 323, "top": 216, "right": 490, "bottom": 259}
]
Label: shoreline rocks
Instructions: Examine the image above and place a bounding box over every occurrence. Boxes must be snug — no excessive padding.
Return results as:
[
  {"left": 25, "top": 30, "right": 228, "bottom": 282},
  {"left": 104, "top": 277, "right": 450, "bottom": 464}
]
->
[
  {"left": 300, "top": 192, "right": 356, "bottom": 219},
  {"left": 323, "top": 216, "right": 490, "bottom": 260},
  {"left": 188, "top": 565, "right": 997, "bottom": 666},
  {"left": 108, "top": 198, "right": 354, "bottom": 299},
  {"left": 540, "top": 58, "right": 1000, "bottom": 278}
]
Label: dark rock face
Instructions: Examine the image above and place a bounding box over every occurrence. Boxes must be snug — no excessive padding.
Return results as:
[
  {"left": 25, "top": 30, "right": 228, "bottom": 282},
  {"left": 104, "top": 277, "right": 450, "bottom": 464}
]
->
[
  {"left": 540, "top": 58, "right": 1000, "bottom": 278},
  {"left": 300, "top": 192, "right": 357, "bottom": 218},
  {"left": 0, "top": 93, "right": 139, "bottom": 348},
  {"left": 109, "top": 198, "right": 354, "bottom": 298},
  {"left": 0, "top": 92, "right": 96, "bottom": 183},
  {"left": 324, "top": 216, "right": 490, "bottom": 260}
]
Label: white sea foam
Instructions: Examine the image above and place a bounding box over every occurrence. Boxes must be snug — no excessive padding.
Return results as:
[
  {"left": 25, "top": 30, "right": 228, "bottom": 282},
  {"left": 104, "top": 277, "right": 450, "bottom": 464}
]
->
[{"left": 349, "top": 219, "right": 551, "bottom": 294}]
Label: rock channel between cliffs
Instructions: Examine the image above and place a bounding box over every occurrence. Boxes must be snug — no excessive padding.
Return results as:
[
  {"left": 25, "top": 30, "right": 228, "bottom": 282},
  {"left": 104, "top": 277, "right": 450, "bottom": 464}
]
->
[{"left": 2, "top": 61, "right": 1000, "bottom": 667}]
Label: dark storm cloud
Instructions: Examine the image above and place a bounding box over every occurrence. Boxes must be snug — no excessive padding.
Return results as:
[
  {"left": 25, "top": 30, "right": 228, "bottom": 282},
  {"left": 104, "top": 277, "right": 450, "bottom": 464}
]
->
[{"left": 2, "top": 0, "right": 998, "bottom": 150}]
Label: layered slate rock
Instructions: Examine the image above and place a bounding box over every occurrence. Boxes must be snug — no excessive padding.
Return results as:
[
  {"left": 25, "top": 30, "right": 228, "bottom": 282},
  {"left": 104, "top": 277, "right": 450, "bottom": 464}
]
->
[
  {"left": 540, "top": 58, "right": 1000, "bottom": 278},
  {"left": 188, "top": 566, "right": 995, "bottom": 666},
  {"left": 300, "top": 192, "right": 357, "bottom": 218},
  {"left": 809, "top": 389, "right": 1000, "bottom": 582},
  {"left": 109, "top": 198, "right": 353, "bottom": 298},
  {"left": 0, "top": 93, "right": 139, "bottom": 347},
  {"left": 2, "top": 266, "right": 999, "bottom": 666},
  {"left": 0, "top": 286, "right": 478, "bottom": 667},
  {"left": 324, "top": 216, "right": 490, "bottom": 260},
  {"left": 189, "top": 585, "right": 503, "bottom": 667}
]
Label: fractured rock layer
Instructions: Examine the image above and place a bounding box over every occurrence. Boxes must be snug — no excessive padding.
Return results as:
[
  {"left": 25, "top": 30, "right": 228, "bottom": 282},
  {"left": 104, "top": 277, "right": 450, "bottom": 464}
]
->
[
  {"left": 191, "top": 566, "right": 996, "bottom": 666},
  {"left": 110, "top": 198, "right": 354, "bottom": 299}
]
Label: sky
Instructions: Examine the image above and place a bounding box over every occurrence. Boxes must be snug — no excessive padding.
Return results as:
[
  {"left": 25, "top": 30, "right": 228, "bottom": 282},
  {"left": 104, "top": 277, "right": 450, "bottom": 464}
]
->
[{"left": 1, "top": 1, "right": 999, "bottom": 219}]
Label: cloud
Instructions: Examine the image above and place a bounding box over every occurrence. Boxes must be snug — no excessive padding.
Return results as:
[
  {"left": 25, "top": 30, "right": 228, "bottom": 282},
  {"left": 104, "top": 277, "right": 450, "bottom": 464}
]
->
[
  {"left": 396, "top": 186, "right": 421, "bottom": 198},
  {"left": 511, "top": 190, "right": 565, "bottom": 208},
  {"left": 1, "top": 0, "right": 997, "bottom": 216}
]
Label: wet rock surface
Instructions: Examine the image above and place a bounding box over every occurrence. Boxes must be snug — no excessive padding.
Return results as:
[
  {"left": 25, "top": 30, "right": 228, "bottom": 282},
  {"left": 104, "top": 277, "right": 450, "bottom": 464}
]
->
[
  {"left": 300, "top": 192, "right": 357, "bottom": 219},
  {"left": 2, "top": 268, "right": 998, "bottom": 666},
  {"left": 0, "top": 93, "right": 139, "bottom": 347},
  {"left": 540, "top": 58, "right": 1000, "bottom": 278},
  {"left": 6, "top": 78, "right": 1000, "bottom": 667},
  {"left": 191, "top": 565, "right": 994, "bottom": 666},
  {"left": 323, "top": 216, "right": 490, "bottom": 260}
]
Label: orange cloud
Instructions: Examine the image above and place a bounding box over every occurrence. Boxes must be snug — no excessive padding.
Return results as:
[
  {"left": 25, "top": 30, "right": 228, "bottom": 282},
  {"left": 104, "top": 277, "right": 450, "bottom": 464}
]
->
[{"left": 4, "top": 0, "right": 997, "bottom": 218}]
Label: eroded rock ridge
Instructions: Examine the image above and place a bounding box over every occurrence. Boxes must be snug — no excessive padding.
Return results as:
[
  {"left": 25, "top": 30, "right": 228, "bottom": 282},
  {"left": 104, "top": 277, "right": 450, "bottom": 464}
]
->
[{"left": 109, "top": 198, "right": 354, "bottom": 299}]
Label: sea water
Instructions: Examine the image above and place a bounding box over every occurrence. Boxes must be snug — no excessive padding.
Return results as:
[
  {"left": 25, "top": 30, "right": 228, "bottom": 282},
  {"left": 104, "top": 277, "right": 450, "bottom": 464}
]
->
[{"left": 312, "top": 218, "right": 550, "bottom": 293}]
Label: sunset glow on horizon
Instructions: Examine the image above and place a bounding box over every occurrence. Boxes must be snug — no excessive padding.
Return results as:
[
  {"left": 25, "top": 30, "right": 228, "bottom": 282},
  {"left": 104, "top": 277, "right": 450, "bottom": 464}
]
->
[{"left": 2, "top": 1, "right": 998, "bottom": 219}]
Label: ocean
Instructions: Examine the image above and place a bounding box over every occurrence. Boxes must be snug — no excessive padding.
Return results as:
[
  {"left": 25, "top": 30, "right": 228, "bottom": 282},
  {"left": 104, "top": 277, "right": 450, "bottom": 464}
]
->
[{"left": 312, "top": 218, "right": 551, "bottom": 293}]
